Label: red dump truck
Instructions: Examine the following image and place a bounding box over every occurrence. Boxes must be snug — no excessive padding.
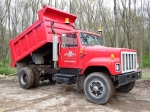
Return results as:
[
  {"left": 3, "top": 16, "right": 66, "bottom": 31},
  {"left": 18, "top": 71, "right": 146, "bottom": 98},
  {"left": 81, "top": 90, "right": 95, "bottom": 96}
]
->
[{"left": 9, "top": 6, "right": 141, "bottom": 104}]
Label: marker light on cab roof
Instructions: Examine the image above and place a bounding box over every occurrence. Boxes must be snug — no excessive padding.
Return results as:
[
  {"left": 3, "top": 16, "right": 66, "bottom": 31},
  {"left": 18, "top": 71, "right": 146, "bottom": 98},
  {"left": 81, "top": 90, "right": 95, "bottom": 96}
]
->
[
  {"left": 65, "top": 18, "right": 69, "bottom": 24},
  {"left": 97, "top": 27, "right": 102, "bottom": 32}
]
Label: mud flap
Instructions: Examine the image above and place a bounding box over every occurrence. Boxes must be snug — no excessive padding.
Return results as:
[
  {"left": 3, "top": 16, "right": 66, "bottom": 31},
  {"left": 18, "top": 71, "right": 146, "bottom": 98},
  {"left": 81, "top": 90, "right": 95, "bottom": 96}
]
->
[
  {"left": 32, "top": 53, "right": 44, "bottom": 64},
  {"left": 77, "top": 75, "right": 85, "bottom": 91}
]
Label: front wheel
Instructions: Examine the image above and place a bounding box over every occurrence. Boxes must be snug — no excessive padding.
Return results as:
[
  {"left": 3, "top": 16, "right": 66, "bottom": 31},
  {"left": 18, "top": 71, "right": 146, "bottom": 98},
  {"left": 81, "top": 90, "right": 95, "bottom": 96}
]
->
[
  {"left": 116, "top": 81, "right": 135, "bottom": 93},
  {"left": 84, "top": 72, "right": 114, "bottom": 104}
]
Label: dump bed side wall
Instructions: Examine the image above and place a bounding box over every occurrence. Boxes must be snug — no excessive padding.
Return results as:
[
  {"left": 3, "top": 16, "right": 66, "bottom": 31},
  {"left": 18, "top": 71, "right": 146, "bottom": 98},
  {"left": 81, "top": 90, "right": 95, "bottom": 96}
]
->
[{"left": 10, "top": 20, "right": 47, "bottom": 66}]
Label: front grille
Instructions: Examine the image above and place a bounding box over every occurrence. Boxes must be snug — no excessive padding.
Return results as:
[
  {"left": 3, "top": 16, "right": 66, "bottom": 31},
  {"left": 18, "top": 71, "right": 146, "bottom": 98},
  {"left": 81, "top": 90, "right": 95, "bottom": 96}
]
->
[{"left": 121, "top": 52, "right": 137, "bottom": 73}]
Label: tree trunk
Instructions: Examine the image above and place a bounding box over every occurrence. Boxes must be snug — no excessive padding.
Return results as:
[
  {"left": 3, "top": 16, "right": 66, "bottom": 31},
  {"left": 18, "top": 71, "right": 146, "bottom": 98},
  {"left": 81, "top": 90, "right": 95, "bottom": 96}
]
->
[{"left": 114, "top": 0, "right": 118, "bottom": 47}]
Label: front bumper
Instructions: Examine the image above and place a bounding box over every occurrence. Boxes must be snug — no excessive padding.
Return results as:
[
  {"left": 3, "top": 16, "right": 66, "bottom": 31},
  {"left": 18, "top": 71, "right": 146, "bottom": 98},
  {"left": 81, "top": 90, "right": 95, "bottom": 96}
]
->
[{"left": 118, "top": 70, "right": 142, "bottom": 86}]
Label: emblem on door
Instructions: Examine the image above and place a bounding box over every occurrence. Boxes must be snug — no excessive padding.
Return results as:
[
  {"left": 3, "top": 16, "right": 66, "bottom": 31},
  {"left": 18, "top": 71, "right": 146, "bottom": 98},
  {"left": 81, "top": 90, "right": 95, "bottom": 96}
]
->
[{"left": 64, "top": 51, "right": 76, "bottom": 57}]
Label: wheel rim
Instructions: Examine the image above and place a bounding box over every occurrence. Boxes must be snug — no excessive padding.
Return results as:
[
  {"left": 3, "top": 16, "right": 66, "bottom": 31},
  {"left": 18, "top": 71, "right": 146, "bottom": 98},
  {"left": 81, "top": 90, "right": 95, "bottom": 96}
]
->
[
  {"left": 21, "top": 73, "right": 27, "bottom": 85},
  {"left": 89, "top": 80, "right": 105, "bottom": 98}
]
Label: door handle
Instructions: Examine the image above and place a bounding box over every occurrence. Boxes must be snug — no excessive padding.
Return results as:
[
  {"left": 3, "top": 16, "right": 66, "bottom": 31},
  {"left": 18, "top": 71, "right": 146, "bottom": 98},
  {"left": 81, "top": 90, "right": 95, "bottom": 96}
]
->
[{"left": 80, "top": 53, "right": 87, "bottom": 58}]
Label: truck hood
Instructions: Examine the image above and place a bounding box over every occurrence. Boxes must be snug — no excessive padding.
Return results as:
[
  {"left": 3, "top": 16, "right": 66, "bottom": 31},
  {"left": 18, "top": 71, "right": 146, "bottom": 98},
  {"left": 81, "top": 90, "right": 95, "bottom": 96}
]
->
[{"left": 83, "top": 45, "right": 136, "bottom": 59}]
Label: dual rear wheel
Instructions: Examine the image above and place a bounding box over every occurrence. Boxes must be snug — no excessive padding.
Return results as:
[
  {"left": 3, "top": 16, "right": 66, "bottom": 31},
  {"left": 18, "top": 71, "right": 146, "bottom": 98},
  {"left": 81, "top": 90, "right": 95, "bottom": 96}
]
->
[
  {"left": 18, "top": 67, "right": 55, "bottom": 89},
  {"left": 19, "top": 67, "right": 40, "bottom": 89},
  {"left": 19, "top": 67, "right": 34, "bottom": 89}
]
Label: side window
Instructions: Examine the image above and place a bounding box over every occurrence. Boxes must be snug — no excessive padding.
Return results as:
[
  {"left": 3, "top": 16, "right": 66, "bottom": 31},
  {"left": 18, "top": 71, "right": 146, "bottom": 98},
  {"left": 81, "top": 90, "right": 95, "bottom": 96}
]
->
[
  {"left": 65, "top": 33, "right": 78, "bottom": 47},
  {"left": 80, "top": 33, "right": 88, "bottom": 45}
]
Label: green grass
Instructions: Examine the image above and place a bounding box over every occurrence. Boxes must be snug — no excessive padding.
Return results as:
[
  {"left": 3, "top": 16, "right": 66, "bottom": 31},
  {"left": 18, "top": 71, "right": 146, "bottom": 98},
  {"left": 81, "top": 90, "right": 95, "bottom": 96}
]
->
[
  {"left": 143, "top": 55, "right": 150, "bottom": 68},
  {"left": 0, "top": 60, "right": 16, "bottom": 75},
  {"left": 0, "top": 60, "right": 11, "bottom": 68},
  {"left": 0, "top": 67, "right": 16, "bottom": 75},
  {"left": 141, "top": 73, "right": 150, "bottom": 80}
]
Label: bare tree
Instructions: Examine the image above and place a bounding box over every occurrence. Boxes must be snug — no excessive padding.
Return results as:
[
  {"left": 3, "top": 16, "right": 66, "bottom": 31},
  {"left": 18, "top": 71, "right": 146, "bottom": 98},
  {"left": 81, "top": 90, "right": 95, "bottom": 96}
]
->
[
  {"left": 114, "top": 0, "right": 119, "bottom": 47},
  {"left": 147, "top": 1, "right": 150, "bottom": 58}
]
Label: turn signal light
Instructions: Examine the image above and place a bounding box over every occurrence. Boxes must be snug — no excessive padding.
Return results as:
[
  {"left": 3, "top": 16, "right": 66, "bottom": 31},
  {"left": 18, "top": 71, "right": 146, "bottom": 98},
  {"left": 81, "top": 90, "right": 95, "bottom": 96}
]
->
[
  {"left": 110, "top": 54, "right": 115, "bottom": 59},
  {"left": 80, "top": 48, "right": 83, "bottom": 54}
]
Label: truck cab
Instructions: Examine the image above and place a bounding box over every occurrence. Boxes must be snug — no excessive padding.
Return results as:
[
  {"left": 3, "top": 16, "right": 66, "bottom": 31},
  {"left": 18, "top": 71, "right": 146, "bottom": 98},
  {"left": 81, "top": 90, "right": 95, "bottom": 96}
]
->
[
  {"left": 59, "top": 30, "right": 139, "bottom": 77},
  {"left": 53, "top": 29, "right": 141, "bottom": 104}
]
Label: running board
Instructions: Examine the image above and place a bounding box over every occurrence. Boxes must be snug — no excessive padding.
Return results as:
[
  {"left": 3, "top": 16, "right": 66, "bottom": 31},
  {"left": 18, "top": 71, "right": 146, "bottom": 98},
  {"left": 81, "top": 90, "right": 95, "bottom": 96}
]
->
[{"left": 54, "top": 73, "right": 76, "bottom": 85}]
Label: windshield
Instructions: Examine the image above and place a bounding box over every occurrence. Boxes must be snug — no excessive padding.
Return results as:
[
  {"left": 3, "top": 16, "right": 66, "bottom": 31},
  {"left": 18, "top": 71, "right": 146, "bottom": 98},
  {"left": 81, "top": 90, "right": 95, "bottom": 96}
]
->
[{"left": 80, "top": 32, "right": 104, "bottom": 46}]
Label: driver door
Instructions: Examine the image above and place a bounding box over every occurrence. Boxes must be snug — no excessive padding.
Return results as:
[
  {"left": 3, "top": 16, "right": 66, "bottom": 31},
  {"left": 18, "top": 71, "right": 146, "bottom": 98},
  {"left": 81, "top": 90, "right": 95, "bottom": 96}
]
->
[{"left": 58, "top": 33, "right": 79, "bottom": 68}]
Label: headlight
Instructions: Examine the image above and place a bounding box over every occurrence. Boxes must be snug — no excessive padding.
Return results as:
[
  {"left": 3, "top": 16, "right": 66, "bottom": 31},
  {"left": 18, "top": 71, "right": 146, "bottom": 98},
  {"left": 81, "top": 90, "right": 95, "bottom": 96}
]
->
[{"left": 116, "top": 63, "right": 120, "bottom": 72}]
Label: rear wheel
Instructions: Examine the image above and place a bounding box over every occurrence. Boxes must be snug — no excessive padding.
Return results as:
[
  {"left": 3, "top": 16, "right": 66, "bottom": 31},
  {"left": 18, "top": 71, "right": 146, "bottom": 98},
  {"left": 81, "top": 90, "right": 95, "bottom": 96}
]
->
[
  {"left": 19, "top": 67, "right": 34, "bottom": 89},
  {"left": 32, "top": 68, "right": 40, "bottom": 88},
  {"left": 84, "top": 72, "right": 114, "bottom": 104},
  {"left": 116, "top": 81, "right": 135, "bottom": 93}
]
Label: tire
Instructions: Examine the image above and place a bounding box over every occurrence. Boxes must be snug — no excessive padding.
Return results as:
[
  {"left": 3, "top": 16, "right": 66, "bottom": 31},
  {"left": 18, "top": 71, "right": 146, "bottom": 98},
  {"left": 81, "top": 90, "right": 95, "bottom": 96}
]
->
[
  {"left": 32, "top": 68, "right": 40, "bottom": 88},
  {"left": 84, "top": 72, "right": 114, "bottom": 104},
  {"left": 19, "top": 67, "right": 34, "bottom": 89},
  {"left": 116, "top": 81, "right": 135, "bottom": 93}
]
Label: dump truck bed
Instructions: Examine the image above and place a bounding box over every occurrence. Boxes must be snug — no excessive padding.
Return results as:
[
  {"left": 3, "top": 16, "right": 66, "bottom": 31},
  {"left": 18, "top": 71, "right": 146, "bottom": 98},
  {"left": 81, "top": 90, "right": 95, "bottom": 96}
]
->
[{"left": 9, "top": 6, "right": 77, "bottom": 67}]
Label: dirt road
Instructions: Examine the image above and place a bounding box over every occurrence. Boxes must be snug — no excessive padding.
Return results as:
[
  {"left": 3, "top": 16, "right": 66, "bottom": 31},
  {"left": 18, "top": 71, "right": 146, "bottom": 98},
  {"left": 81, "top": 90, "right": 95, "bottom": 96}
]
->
[{"left": 0, "top": 70, "right": 150, "bottom": 112}]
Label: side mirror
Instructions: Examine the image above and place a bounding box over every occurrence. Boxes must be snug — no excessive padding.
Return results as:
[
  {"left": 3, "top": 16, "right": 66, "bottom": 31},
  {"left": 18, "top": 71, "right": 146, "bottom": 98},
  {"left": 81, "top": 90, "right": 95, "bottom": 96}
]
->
[{"left": 61, "top": 34, "right": 66, "bottom": 45}]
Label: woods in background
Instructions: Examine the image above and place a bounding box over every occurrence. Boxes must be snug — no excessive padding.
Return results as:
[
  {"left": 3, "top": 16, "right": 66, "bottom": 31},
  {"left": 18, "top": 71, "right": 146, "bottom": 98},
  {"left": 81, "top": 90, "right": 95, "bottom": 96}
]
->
[{"left": 0, "top": 0, "right": 150, "bottom": 67}]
